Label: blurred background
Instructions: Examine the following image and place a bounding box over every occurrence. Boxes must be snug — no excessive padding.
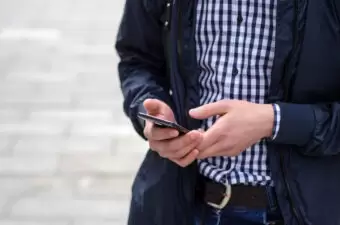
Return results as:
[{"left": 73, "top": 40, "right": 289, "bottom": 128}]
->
[{"left": 0, "top": 0, "right": 147, "bottom": 224}]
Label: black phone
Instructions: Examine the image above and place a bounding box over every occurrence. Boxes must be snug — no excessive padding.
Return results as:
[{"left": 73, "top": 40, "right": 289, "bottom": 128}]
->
[{"left": 137, "top": 112, "right": 190, "bottom": 134}]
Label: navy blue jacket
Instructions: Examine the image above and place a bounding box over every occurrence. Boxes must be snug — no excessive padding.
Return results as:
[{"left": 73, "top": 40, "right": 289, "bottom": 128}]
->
[{"left": 116, "top": 0, "right": 340, "bottom": 224}]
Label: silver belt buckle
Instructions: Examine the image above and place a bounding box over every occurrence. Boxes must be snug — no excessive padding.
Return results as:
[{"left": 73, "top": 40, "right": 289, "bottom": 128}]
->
[{"left": 207, "top": 183, "right": 232, "bottom": 209}]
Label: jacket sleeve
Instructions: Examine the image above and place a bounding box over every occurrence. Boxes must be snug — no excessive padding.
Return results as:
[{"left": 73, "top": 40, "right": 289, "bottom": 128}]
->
[
  {"left": 335, "top": 1, "right": 340, "bottom": 21},
  {"left": 115, "top": 0, "right": 173, "bottom": 139},
  {"left": 271, "top": 102, "right": 340, "bottom": 156}
]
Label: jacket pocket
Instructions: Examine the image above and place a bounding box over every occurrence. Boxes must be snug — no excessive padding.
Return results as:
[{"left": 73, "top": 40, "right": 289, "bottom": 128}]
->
[
  {"left": 131, "top": 150, "right": 167, "bottom": 205},
  {"left": 288, "top": 148, "right": 340, "bottom": 224}
]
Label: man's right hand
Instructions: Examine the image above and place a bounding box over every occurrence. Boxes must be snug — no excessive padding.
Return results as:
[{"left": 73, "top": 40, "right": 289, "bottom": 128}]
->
[{"left": 143, "top": 99, "right": 203, "bottom": 167}]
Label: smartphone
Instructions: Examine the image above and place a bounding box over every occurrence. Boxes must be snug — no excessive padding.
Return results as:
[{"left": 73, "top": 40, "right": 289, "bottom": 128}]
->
[{"left": 137, "top": 112, "right": 190, "bottom": 134}]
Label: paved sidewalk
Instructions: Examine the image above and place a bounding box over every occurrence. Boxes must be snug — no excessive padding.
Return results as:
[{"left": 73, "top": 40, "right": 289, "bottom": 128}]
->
[{"left": 0, "top": 0, "right": 148, "bottom": 224}]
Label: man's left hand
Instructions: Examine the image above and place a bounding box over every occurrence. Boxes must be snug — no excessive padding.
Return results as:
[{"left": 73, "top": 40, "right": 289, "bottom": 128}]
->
[{"left": 189, "top": 100, "right": 274, "bottom": 159}]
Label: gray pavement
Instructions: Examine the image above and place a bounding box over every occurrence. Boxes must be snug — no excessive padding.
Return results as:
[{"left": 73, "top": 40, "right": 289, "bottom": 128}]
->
[{"left": 0, "top": 0, "right": 148, "bottom": 224}]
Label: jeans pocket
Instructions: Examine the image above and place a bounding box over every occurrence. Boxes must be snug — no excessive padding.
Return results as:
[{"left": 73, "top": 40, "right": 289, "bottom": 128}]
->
[{"left": 195, "top": 203, "right": 221, "bottom": 225}]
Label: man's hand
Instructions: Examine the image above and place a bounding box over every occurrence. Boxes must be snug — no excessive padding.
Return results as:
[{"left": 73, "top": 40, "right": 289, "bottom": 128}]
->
[
  {"left": 189, "top": 100, "right": 274, "bottom": 159},
  {"left": 143, "top": 99, "right": 203, "bottom": 167}
]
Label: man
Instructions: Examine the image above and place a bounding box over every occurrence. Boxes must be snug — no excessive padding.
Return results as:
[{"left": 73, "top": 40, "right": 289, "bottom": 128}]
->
[{"left": 115, "top": 0, "right": 340, "bottom": 224}]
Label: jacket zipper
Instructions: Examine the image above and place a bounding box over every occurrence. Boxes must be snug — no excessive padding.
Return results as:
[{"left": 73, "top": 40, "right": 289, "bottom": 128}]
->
[
  {"left": 166, "top": 0, "right": 185, "bottom": 125},
  {"left": 279, "top": 151, "right": 304, "bottom": 225},
  {"left": 175, "top": 2, "right": 195, "bottom": 225},
  {"left": 176, "top": 0, "right": 188, "bottom": 127},
  {"left": 279, "top": 1, "right": 304, "bottom": 224}
]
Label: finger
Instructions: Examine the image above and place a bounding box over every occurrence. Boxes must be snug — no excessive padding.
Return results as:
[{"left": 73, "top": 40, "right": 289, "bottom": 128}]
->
[
  {"left": 196, "top": 124, "right": 221, "bottom": 150},
  {"left": 144, "top": 120, "right": 179, "bottom": 140},
  {"left": 189, "top": 101, "right": 230, "bottom": 119},
  {"left": 154, "top": 130, "right": 202, "bottom": 154},
  {"left": 165, "top": 130, "right": 202, "bottom": 151},
  {"left": 163, "top": 140, "right": 198, "bottom": 159},
  {"left": 143, "top": 99, "right": 168, "bottom": 116},
  {"left": 173, "top": 149, "right": 199, "bottom": 167},
  {"left": 198, "top": 141, "right": 225, "bottom": 159},
  {"left": 149, "top": 126, "right": 179, "bottom": 141}
]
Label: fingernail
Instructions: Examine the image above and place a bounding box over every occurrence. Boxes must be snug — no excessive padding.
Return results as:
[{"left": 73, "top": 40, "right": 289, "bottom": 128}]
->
[
  {"left": 190, "top": 133, "right": 198, "bottom": 141},
  {"left": 189, "top": 109, "right": 197, "bottom": 114},
  {"left": 171, "top": 131, "right": 179, "bottom": 137}
]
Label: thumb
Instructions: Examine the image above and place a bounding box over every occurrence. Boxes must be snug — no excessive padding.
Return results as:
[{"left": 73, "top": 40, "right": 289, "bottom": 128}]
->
[
  {"left": 189, "top": 101, "right": 229, "bottom": 119},
  {"left": 143, "top": 99, "right": 169, "bottom": 116}
]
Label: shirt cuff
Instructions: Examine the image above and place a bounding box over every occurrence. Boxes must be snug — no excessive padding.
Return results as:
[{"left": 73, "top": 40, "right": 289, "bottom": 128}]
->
[{"left": 271, "top": 104, "right": 281, "bottom": 140}]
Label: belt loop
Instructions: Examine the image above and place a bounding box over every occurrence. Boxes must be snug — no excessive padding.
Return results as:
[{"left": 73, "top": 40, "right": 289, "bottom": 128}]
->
[
  {"left": 265, "top": 187, "right": 284, "bottom": 224},
  {"left": 265, "top": 186, "right": 277, "bottom": 212},
  {"left": 199, "top": 203, "right": 206, "bottom": 225}
]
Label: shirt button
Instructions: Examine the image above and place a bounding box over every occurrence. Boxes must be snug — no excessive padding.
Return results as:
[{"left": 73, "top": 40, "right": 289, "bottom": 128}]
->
[
  {"left": 237, "top": 14, "right": 243, "bottom": 25},
  {"left": 232, "top": 67, "right": 239, "bottom": 76}
]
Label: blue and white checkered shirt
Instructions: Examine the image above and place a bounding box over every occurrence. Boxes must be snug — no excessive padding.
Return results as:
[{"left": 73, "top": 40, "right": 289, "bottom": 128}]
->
[{"left": 195, "top": 0, "right": 280, "bottom": 186}]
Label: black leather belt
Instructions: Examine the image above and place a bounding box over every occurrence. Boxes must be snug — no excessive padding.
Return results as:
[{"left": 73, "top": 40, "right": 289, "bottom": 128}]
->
[
  {"left": 196, "top": 177, "right": 284, "bottom": 224},
  {"left": 198, "top": 177, "right": 269, "bottom": 210}
]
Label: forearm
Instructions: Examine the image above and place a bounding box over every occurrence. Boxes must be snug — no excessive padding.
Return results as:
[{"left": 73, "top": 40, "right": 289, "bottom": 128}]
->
[
  {"left": 116, "top": 0, "right": 173, "bottom": 138},
  {"left": 118, "top": 63, "right": 173, "bottom": 139},
  {"left": 271, "top": 102, "right": 340, "bottom": 156}
]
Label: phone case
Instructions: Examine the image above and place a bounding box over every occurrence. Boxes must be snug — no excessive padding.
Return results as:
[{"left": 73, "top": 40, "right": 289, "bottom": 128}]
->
[{"left": 137, "top": 113, "right": 189, "bottom": 134}]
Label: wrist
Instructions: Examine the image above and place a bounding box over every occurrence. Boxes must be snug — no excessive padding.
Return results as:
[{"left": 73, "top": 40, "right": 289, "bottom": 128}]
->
[{"left": 261, "top": 104, "right": 275, "bottom": 138}]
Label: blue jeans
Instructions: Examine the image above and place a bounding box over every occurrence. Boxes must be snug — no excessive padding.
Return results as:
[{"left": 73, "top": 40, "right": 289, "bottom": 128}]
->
[
  {"left": 195, "top": 204, "right": 281, "bottom": 225},
  {"left": 195, "top": 188, "right": 283, "bottom": 225}
]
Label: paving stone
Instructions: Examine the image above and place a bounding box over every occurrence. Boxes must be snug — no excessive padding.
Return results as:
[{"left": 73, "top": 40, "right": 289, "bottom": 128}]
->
[
  {"left": 58, "top": 154, "right": 141, "bottom": 175},
  {"left": 0, "top": 157, "right": 57, "bottom": 175},
  {"left": 28, "top": 110, "right": 114, "bottom": 123},
  {"left": 5, "top": 72, "right": 77, "bottom": 83},
  {"left": 74, "top": 220, "right": 126, "bottom": 225},
  {"left": 0, "top": 0, "right": 136, "bottom": 223},
  {"left": 0, "top": 221, "right": 69, "bottom": 225},
  {"left": 0, "top": 137, "right": 10, "bottom": 152},
  {"left": 61, "top": 44, "right": 115, "bottom": 56},
  {"left": 69, "top": 123, "right": 135, "bottom": 137},
  {"left": 13, "top": 136, "right": 112, "bottom": 155},
  {"left": 0, "top": 109, "right": 28, "bottom": 123},
  {"left": 0, "top": 92, "right": 72, "bottom": 105},
  {"left": 50, "top": 57, "right": 115, "bottom": 74},
  {"left": 35, "top": 83, "right": 75, "bottom": 94},
  {"left": 0, "top": 197, "right": 8, "bottom": 214},
  {"left": 10, "top": 199, "right": 129, "bottom": 220},
  {"left": 65, "top": 137, "right": 112, "bottom": 154},
  {"left": 74, "top": 99, "right": 123, "bottom": 110},
  {"left": 76, "top": 72, "right": 118, "bottom": 84},
  {"left": 113, "top": 136, "right": 148, "bottom": 156},
  {"left": 0, "top": 178, "right": 64, "bottom": 199},
  {"left": 0, "top": 83, "right": 38, "bottom": 94},
  {"left": 0, "top": 123, "right": 66, "bottom": 136},
  {"left": 0, "top": 102, "right": 72, "bottom": 110},
  {"left": 0, "top": 177, "right": 83, "bottom": 202},
  {"left": 0, "top": 176, "right": 132, "bottom": 201},
  {"left": 72, "top": 90, "right": 122, "bottom": 101},
  {"left": 73, "top": 175, "right": 133, "bottom": 199}
]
